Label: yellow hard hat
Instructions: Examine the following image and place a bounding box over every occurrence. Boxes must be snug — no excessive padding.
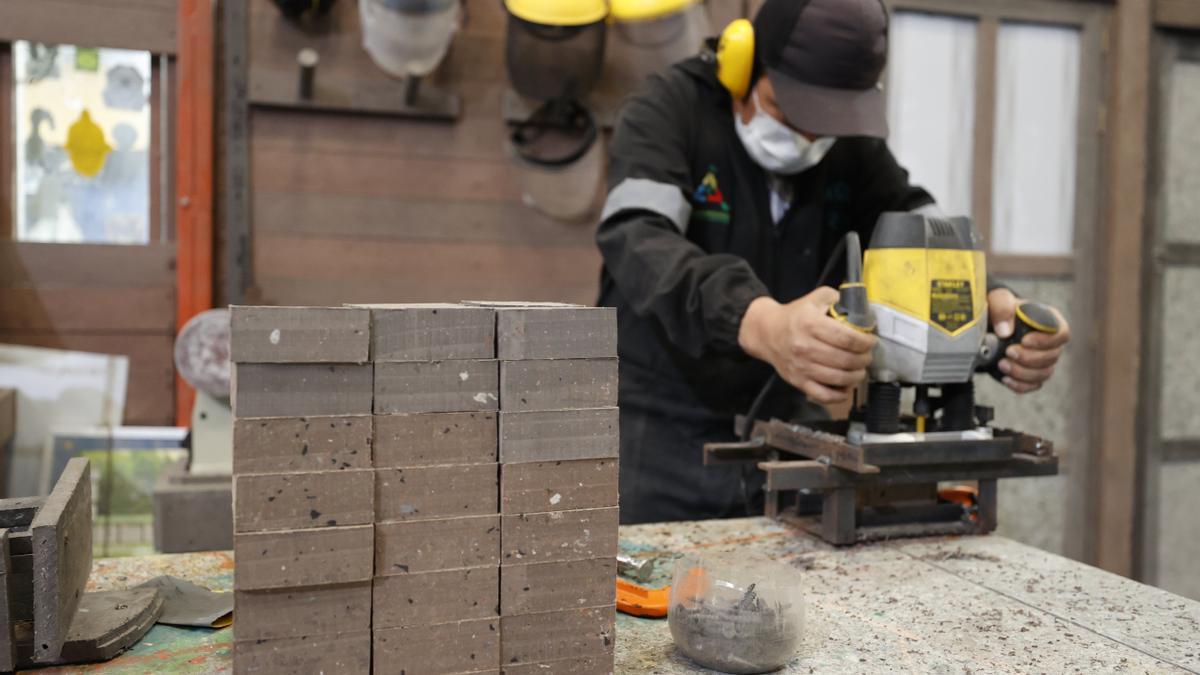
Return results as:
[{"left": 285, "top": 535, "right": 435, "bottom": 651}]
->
[
  {"left": 505, "top": 0, "right": 607, "bottom": 25},
  {"left": 610, "top": 0, "right": 698, "bottom": 22}
]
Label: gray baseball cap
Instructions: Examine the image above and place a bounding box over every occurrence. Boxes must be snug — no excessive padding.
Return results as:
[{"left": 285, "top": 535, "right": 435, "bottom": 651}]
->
[{"left": 752, "top": 0, "right": 890, "bottom": 138}]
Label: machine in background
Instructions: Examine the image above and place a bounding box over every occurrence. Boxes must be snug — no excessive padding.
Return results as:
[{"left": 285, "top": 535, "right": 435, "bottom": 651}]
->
[
  {"left": 707, "top": 213, "right": 1062, "bottom": 545},
  {"left": 152, "top": 309, "right": 234, "bottom": 554}
]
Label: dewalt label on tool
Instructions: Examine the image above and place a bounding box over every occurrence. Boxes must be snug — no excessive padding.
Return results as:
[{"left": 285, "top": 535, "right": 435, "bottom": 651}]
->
[{"left": 930, "top": 279, "right": 973, "bottom": 333}]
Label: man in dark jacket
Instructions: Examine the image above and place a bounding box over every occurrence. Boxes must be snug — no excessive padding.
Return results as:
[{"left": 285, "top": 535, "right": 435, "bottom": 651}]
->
[{"left": 596, "top": 0, "right": 1071, "bottom": 524}]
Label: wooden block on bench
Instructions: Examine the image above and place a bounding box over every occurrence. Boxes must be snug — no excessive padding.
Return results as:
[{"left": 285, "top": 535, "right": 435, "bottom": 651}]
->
[
  {"left": 234, "top": 470, "right": 374, "bottom": 533},
  {"left": 233, "top": 415, "right": 372, "bottom": 474},
  {"left": 351, "top": 303, "right": 495, "bottom": 361},
  {"left": 495, "top": 306, "right": 616, "bottom": 360},
  {"left": 373, "top": 567, "right": 499, "bottom": 629},
  {"left": 376, "top": 464, "right": 498, "bottom": 522},
  {"left": 501, "top": 508, "right": 618, "bottom": 565},
  {"left": 234, "top": 629, "right": 370, "bottom": 675},
  {"left": 500, "top": 605, "right": 615, "bottom": 666},
  {"left": 31, "top": 458, "right": 92, "bottom": 664},
  {"left": 501, "top": 654, "right": 615, "bottom": 675},
  {"left": 501, "top": 459, "right": 618, "bottom": 514},
  {"left": 374, "top": 361, "right": 499, "bottom": 414},
  {"left": 233, "top": 363, "right": 373, "bottom": 418},
  {"left": 234, "top": 525, "right": 373, "bottom": 590},
  {"left": 234, "top": 581, "right": 371, "bottom": 642},
  {"left": 498, "top": 409, "right": 618, "bottom": 463},
  {"left": 499, "top": 359, "right": 617, "bottom": 412},
  {"left": 375, "top": 515, "right": 500, "bottom": 575},
  {"left": 230, "top": 305, "right": 369, "bottom": 364},
  {"left": 500, "top": 558, "right": 616, "bottom": 615},
  {"left": 374, "top": 412, "right": 497, "bottom": 468},
  {"left": 373, "top": 618, "right": 500, "bottom": 675}
]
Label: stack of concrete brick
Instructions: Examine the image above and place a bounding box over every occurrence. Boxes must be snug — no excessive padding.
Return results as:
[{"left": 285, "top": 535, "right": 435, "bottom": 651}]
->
[
  {"left": 230, "top": 302, "right": 618, "bottom": 674},
  {"left": 368, "top": 303, "right": 502, "bottom": 674},
  {"left": 490, "top": 303, "right": 619, "bottom": 673},
  {"left": 230, "top": 306, "right": 375, "bottom": 673}
]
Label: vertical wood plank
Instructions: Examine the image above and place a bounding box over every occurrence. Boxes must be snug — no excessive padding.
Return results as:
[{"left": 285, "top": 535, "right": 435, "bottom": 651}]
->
[
  {"left": 1061, "top": 7, "right": 1108, "bottom": 567},
  {"left": 1095, "top": 0, "right": 1152, "bottom": 578},
  {"left": 972, "top": 17, "right": 998, "bottom": 250},
  {"left": 176, "top": 0, "right": 215, "bottom": 425},
  {"left": 221, "top": 0, "right": 251, "bottom": 305},
  {"left": 0, "top": 45, "right": 11, "bottom": 239}
]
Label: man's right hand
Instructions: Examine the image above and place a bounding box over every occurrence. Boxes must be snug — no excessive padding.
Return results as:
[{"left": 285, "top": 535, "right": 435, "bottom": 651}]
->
[{"left": 737, "top": 287, "right": 877, "bottom": 404}]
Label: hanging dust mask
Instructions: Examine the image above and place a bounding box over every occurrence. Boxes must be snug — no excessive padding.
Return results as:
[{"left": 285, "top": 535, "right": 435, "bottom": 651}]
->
[
  {"left": 360, "top": 0, "right": 460, "bottom": 78},
  {"left": 734, "top": 93, "right": 835, "bottom": 175}
]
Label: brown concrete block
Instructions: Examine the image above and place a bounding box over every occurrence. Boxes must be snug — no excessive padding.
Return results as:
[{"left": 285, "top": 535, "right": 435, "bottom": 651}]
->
[
  {"left": 374, "top": 412, "right": 497, "bottom": 467},
  {"left": 502, "top": 459, "right": 618, "bottom": 514},
  {"left": 376, "top": 464, "right": 498, "bottom": 522},
  {"left": 373, "top": 567, "right": 499, "bottom": 629},
  {"left": 233, "top": 415, "right": 371, "bottom": 474},
  {"left": 501, "top": 508, "right": 618, "bottom": 565},
  {"left": 501, "top": 654, "right": 615, "bottom": 675},
  {"left": 499, "top": 359, "right": 617, "bottom": 412},
  {"left": 230, "top": 305, "right": 369, "bottom": 363},
  {"left": 234, "top": 581, "right": 371, "bottom": 641},
  {"left": 500, "top": 606, "right": 616, "bottom": 666},
  {"left": 232, "top": 363, "right": 373, "bottom": 418},
  {"left": 152, "top": 474, "right": 233, "bottom": 553},
  {"left": 31, "top": 458, "right": 92, "bottom": 664},
  {"left": 500, "top": 558, "right": 616, "bottom": 615},
  {"left": 375, "top": 515, "right": 500, "bottom": 575},
  {"left": 496, "top": 307, "right": 617, "bottom": 360},
  {"left": 374, "top": 360, "right": 499, "bottom": 414},
  {"left": 234, "top": 470, "right": 373, "bottom": 533},
  {"left": 234, "top": 630, "right": 370, "bottom": 675},
  {"left": 353, "top": 303, "right": 496, "bottom": 361},
  {"left": 499, "top": 408, "right": 618, "bottom": 463},
  {"left": 234, "top": 525, "right": 373, "bottom": 591},
  {"left": 373, "top": 618, "right": 500, "bottom": 675}
]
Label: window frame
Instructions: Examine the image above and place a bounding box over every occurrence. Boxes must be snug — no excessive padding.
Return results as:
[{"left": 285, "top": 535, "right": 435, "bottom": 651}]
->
[
  {"left": 3, "top": 41, "right": 168, "bottom": 246},
  {"left": 887, "top": 0, "right": 1108, "bottom": 279}
]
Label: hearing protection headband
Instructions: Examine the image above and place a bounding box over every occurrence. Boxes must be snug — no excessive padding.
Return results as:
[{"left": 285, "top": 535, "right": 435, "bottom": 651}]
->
[{"left": 715, "top": 18, "right": 755, "bottom": 100}]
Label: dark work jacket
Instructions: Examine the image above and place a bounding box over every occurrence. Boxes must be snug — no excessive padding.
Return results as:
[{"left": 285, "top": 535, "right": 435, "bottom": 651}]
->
[
  {"left": 596, "top": 53, "right": 934, "bottom": 420},
  {"left": 596, "top": 53, "right": 939, "bottom": 523}
]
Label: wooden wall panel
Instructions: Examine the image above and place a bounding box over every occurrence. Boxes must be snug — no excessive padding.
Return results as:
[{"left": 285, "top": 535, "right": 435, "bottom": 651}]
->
[
  {"left": 0, "top": 243, "right": 177, "bottom": 426},
  {"left": 0, "top": 0, "right": 178, "bottom": 54},
  {"left": 244, "top": 0, "right": 612, "bottom": 308}
]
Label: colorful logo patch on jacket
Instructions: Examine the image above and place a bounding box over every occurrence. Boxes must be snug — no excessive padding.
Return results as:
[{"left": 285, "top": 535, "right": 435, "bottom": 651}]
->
[{"left": 692, "top": 165, "right": 730, "bottom": 224}]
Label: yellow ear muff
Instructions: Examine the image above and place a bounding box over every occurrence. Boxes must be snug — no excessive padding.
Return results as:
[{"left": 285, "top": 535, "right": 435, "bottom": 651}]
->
[{"left": 716, "top": 18, "right": 755, "bottom": 100}]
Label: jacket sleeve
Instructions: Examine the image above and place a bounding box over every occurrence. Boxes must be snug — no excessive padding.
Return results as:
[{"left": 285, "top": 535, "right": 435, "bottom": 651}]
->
[{"left": 596, "top": 74, "right": 769, "bottom": 358}]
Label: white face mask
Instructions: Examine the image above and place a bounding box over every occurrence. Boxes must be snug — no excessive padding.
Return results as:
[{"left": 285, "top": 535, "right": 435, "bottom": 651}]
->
[{"left": 735, "top": 92, "right": 836, "bottom": 175}]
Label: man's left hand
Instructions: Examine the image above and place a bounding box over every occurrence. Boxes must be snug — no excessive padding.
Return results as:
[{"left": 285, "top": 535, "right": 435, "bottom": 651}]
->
[{"left": 987, "top": 288, "right": 1070, "bottom": 394}]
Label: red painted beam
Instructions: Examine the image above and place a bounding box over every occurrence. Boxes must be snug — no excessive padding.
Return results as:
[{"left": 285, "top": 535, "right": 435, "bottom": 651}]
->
[{"left": 174, "top": 0, "right": 215, "bottom": 426}]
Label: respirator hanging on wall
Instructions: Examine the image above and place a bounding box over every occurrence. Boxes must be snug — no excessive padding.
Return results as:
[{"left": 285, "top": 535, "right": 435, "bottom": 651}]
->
[
  {"left": 502, "top": 0, "right": 608, "bottom": 222},
  {"left": 359, "top": 0, "right": 460, "bottom": 79},
  {"left": 608, "top": 0, "right": 710, "bottom": 88},
  {"left": 507, "top": 98, "right": 605, "bottom": 222},
  {"left": 503, "top": 0, "right": 608, "bottom": 100}
]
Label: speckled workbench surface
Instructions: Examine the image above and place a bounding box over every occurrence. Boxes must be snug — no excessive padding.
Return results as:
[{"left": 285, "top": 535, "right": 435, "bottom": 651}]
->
[
  {"left": 19, "top": 518, "right": 1200, "bottom": 673},
  {"left": 617, "top": 517, "right": 1200, "bottom": 674}
]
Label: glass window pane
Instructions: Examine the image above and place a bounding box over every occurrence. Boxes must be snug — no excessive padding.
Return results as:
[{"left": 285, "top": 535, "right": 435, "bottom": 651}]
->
[
  {"left": 13, "top": 41, "right": 152, "bottom": 245},
  {"left": 886, "top": 11, "right": 977, "bottom": 218},
  {"left": 991, "top": 22, "right": 1080, "bottom": 256},
  {"left": 1160, "top": 266, "right": 1200, "bottom": 440},
  {"left": 1163, "top": 57, "right": 1200, "bottom": 244}
]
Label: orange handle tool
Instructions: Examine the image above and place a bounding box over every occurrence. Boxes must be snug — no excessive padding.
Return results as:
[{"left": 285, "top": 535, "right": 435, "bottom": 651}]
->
[{"left": 616, "top": 578, "right": 670, "bottom": 618}]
